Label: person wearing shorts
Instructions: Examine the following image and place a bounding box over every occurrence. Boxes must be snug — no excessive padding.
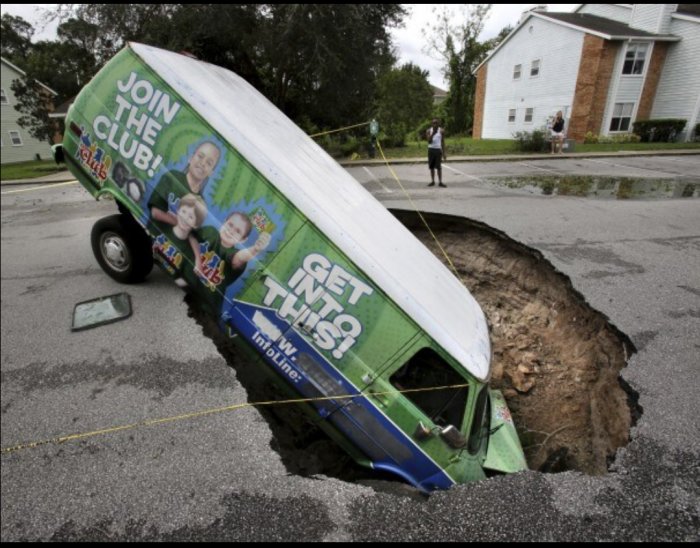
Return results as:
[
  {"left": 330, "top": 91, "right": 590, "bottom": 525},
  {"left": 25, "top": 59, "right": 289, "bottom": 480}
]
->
[
  {"left": 551, "top": 111, "right": 566, "bottom": 154},
  {"left": 426, "top": 118, "right": 447, "bottom": 187}
]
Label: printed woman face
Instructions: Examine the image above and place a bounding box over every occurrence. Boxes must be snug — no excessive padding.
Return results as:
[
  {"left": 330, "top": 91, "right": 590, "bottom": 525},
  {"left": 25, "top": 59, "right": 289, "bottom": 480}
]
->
[
  {"left": 189, "top": 142, "right": 220, "bottom": 184},
  {"left": 220, "top": 213, "right": 250, "bottom": 248},
  {"left": 177, "top": 203, "right": 198, "bottom": 231}
]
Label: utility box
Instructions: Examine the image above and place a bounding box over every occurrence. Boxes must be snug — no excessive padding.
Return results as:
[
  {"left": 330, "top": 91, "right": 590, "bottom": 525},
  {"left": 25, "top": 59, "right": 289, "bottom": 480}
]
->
[{"left": 563, "top": 138, "right": 576, "bottom": 152}]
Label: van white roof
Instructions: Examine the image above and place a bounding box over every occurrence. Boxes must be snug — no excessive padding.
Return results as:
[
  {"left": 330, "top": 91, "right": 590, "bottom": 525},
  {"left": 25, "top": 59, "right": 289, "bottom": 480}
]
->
[{"left": 130, "top": 43, "right": 491, "bottom": 381}]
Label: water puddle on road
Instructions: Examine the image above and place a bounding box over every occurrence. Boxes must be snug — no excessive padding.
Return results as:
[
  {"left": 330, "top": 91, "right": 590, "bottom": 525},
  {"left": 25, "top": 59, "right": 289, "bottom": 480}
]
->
[
  {"left": 186, "top": 209, "right": 640, "bottom": 489},
  {"left": 490, "top": 176, "right": 698, "bottom": 199}
]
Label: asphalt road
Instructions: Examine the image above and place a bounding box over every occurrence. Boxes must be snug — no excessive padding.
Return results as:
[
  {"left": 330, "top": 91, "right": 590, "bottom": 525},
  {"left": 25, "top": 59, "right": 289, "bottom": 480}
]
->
[{"left": 1, "top": 155, "right": 699, "bottom": 541}]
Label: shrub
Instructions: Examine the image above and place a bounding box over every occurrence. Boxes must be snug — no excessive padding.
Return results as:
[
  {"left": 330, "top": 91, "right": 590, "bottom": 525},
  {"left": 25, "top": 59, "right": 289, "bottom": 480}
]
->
[
  {"left": 415, "top": 120, "right": 433, "bottom": 142},
  {"left": 694, "top": 123, "right": 700, "bottom": 142},
  {"left": 317, "top": 133, "right": 363, "bottom": 158},
  {"left": 339, "top": 136, "right": 362, "bottom": 156},
  {"left": 586, "top": 133, "right": 641, "bottom": 144},
  {"left": 513, "top": 129, "right": 548, "bottom": 152},
  {"left": 632, "top": 119, "right": 687, "bottom": 142},
  {"left": 584, "top": 131, "right": 599, "bottom": 144},
  {"left": 379, "top": 121, "right": 409, "bottom": 148}
]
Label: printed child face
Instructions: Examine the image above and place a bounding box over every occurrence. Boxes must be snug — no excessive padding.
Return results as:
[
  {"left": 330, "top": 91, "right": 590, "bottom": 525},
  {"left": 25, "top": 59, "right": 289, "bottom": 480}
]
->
[
  {"left": 177, "top": 204, "right": 198, "bottom": 230},
  {"left": 189, "top": 142, "right": 220, "bottom": 183},
  {"left": 220, "top": 213, "right": 249, "bottom": 248}
]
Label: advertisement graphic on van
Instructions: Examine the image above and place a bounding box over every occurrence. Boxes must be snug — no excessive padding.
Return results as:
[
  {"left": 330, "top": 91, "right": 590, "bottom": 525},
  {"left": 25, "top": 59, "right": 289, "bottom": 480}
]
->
[{"left": 59, "top": 43, "right": 527, "bottom": 492}]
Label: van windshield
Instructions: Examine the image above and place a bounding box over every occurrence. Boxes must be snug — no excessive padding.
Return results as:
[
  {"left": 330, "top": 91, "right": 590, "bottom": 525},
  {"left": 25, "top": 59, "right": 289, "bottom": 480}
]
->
[{"left": 390, "top": 348, "right": 469, "bottom": 429}]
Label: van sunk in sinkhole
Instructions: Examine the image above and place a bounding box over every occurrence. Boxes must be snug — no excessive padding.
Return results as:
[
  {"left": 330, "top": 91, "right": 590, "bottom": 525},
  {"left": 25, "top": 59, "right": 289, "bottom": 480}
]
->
[{"left": 54, "top": 42, "right": 527, "bottom": 492}]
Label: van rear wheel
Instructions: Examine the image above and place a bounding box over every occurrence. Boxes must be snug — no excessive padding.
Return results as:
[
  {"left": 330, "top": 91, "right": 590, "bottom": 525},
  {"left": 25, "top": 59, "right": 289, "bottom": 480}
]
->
[{"left": 91, "top": 214, "right": 153, "bottom": 284}]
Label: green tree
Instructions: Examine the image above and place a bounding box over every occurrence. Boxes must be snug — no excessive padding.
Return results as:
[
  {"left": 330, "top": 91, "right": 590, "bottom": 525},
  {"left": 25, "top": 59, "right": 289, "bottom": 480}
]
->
[
  {"left": 51, "top": 4, "right": 406, "bottom": 131},
  {"left": 258, "top": 4, "right": 405, "bottom": 128},
  {"left": 376, "top": 63, "right": 433, "bottom": 146},
  {"left": 423, "top": 4, "right": 494, "bottom": 134},
  {"left": 54, "top": 4, "right": 182, "bottom": 63},
  {"left": 8, "top": 4, "right": 407, "bottom": 142},
  {"left": 9, "top": 76, "right": 57, "bottom": 143},
  {"left": 0, "top": 13, "right": 34, "bottom": 64},
  {"left": 1, "top": 15, "right": 56, "bottom": 143},
  {"left": 3, "top": 14, "right": 103, "bottom": 143}
]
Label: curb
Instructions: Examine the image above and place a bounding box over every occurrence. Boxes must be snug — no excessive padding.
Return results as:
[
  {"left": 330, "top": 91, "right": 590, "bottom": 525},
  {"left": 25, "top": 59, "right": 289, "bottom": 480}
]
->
[
  {"left": 338, "top": 148, "right": 700, "bottom": 167},
  {"left": 1, "top": 172, "right": 77, "bottom": 186},
  {"left": 2, "top": 150, "right": 698, "bottom": 185}
]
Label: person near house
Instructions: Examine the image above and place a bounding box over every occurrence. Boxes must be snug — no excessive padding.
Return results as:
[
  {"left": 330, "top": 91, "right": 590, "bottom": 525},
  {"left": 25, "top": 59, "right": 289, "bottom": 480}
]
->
[
  {"left": 426, "top": 118, "right": 447, "bottom": 187},
  {"left": 551, "top": 111, "right": 566, "bottom": 154}
]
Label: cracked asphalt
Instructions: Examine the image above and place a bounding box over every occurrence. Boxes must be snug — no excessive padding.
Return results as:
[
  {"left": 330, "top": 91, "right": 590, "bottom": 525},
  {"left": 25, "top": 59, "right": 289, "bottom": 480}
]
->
[{"left": 1, "top": 154, "right": 699, "bottom": 541}]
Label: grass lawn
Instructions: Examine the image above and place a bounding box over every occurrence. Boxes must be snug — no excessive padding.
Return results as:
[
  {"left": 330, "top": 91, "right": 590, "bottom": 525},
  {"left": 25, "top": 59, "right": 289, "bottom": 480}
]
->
[
  {"left": 373, "top": 137, "right": 700, "bottom": 160},
  {"left": 1, "top": 159, "right": 64, "bottom": 180}
]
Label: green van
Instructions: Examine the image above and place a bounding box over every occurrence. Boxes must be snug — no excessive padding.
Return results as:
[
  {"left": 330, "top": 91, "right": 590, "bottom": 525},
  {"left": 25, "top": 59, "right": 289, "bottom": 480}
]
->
[{"left": 56, "top": 42, "right": 527, "bottom": 492}]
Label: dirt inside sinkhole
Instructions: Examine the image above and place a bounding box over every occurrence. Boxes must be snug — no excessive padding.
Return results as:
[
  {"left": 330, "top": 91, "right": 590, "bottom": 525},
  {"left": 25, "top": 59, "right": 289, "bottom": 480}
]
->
[
  {"left": 186, "top": 209, "right": 639, "bottom": 485},
  {"left": 391, "top": 210, "right": 639, "bottom": 475}
]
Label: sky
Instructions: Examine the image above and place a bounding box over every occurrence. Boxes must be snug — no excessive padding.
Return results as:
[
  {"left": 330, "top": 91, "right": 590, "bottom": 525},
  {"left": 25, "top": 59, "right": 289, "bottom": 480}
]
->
[
  {"left": 393, "top": 4, "right": 579, "bottom": 89},
  {"left": 2, "top": 3, "right": 578, "bottom": 88}
]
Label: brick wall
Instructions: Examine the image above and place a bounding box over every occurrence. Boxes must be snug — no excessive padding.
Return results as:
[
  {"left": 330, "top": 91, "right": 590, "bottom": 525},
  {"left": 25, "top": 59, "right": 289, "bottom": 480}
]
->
[
  {"left": 472, "top": 64, "right": 487, "bottom": 140},
  {"left": 569, "top": 35, "right": 619, "bottom": 142},
  {"left": 637, "top": 42, "right": 669, "bottom": 121}
]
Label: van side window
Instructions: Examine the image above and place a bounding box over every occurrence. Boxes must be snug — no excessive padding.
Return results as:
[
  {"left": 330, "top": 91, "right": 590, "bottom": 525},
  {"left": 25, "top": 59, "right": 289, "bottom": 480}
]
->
[
  {"left": 468, "top": 386, "right": 489, "bottom": 454},
  {"left": 390, "top": 348, "right": 469, "bottom": 429}
]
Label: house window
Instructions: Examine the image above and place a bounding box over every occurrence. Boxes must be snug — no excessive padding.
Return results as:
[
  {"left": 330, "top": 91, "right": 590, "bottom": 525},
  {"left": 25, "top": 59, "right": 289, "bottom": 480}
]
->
[
  {"left": 530, "top": 59, "right": 541, "bottom": 77},
  {"left": 508, "top": 109, "right": 516, "bottom": 123},
  {"left": 622, "top": 43, "right": 648, "bottom": 75},
  {"left": 513, "top": 64, "right": 522, "bottom": 80},
  {"left": 609, "top": 103, "right": 634, "bottom": 132},
  {"left": 0, "top": 88, "right": 8, "bottom": 104},
  {"left": 525, "top": 108, "right": 534, "bottom": 123},
  {"left": 9, "top": 130, "right": 23, "bottom": 146}
]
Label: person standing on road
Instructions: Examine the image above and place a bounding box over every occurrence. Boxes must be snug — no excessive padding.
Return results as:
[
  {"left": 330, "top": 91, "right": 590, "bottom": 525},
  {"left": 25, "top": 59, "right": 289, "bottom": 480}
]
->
[
  {"left": 426, "top": 118, "right": 447, "bottom": 188},
  {"left": 551, "top": 111, "right": 566, "bottom": 154}
]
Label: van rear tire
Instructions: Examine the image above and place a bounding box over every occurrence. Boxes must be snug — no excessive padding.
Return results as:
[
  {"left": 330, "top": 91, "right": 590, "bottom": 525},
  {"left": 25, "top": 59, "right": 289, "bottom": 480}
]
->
[{"left": 91, "top": 214, "right": 153, "bottom": 284}]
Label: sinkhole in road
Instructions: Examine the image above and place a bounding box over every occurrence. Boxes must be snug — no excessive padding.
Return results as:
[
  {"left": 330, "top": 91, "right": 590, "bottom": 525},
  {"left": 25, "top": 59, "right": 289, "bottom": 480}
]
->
[{"left": 186, "top": 209, "right": 640, "bottom": 489}]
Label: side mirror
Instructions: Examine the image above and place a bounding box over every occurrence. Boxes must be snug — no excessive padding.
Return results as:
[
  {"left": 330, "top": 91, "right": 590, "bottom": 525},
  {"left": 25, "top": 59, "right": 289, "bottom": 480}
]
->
[
  {"left": 440, "top": 425, "right": 467, "bottom": 449},
  {"left": 413, "top": 421, "right": 434, "bottom": 440}
]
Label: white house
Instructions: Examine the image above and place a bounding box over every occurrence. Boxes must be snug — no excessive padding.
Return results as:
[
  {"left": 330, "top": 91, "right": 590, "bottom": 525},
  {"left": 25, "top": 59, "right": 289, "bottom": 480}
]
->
[
  {"left": 1, "top": 57, "right": 57, "bottom": 164},
  {"left": 473, "top": 4, "right": 700, "bottom": 142}
]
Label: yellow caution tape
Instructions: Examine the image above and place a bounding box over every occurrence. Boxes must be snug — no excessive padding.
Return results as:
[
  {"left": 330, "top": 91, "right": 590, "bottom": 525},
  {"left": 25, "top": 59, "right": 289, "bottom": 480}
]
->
[
  {"left": 375, "top": 139, "right": 463, "bottom": 281},
  {"left": 309, "top": 121, "right": 371, "bottom": 138},
  {"left": 0, "top": 384, "right": 469, "bottom": 455}
]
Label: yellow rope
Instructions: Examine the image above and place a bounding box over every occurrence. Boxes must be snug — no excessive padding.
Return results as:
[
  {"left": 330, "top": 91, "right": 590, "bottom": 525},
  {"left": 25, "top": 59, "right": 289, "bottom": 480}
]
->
[
  {"left": 0, "top": 383, "right": 469, "bottom": 455},
  {"left": 1, "top": 123, "right": 469, "bottom": 456},
  {"left": 375, "top": 139, "right": 463, "bottom": 281},
  {"left": 309, "top": 121, "right": 371, "bottom": 138}
]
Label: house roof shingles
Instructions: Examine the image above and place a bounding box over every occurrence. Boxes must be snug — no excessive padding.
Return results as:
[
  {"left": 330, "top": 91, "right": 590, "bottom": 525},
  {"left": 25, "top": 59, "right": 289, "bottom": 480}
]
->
[
  {"left": 537, "top": 12, "right": 679, "bottom": 41},
  {"left": 677, "top": 4, "right": 700, "bottom": 18}
]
